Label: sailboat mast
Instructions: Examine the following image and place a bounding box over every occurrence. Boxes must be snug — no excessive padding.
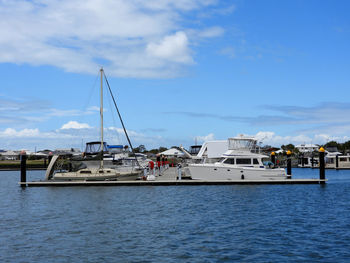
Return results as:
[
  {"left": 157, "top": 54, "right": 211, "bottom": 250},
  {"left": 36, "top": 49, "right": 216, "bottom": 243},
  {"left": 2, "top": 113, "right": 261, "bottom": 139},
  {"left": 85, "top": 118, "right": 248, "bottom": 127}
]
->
[{"left": 100, "top": 67, "right": 104, "bottom": 169}]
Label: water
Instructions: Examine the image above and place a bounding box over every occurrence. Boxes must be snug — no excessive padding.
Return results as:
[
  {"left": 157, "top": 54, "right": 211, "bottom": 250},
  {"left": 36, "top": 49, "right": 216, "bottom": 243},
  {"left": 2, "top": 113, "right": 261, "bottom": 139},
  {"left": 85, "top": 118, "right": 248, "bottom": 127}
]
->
[{"left": 1, "top": 169, "right": 350, "bottom": 262}]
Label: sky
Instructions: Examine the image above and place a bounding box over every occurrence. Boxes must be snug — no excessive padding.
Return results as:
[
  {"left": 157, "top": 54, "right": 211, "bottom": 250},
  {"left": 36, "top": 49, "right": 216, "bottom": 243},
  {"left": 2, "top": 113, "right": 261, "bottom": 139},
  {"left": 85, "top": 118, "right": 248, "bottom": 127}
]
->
[{"left": 1, "top": 0, "right": 350, "bottom": 151}]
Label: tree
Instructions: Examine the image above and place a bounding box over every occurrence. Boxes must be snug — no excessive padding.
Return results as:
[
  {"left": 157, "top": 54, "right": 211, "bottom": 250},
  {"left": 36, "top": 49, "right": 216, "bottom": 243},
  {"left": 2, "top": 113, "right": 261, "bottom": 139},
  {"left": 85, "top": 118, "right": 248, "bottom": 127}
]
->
[
  {"left": 324, "top": 141, "right": 339, "bottom": 148},
  {"left": 148, "top": 149, "right": 159, "bottom": 154},
  {"left": 281, "top": 144, "right": 295, "bottom": 151},
  {"left": 158, "top": 147, "right": 168, "bottom": 153},
  {"left": 134, "top": 144, "right": 146, "bottom": 153},
  {"left": 343, "top": 140, "right": 350, "bottom": 151}
]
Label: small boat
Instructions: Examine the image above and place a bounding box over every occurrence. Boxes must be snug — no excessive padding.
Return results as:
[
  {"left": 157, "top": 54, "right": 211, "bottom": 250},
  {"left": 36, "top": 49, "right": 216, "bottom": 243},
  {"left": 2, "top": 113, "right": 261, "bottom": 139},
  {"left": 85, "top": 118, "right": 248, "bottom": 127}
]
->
[
  {"left": 186, "top": 135, "right": 289, "bottom": 180},
  {"left": 46, "top": 68, "right": 143, "bottom": 181}
]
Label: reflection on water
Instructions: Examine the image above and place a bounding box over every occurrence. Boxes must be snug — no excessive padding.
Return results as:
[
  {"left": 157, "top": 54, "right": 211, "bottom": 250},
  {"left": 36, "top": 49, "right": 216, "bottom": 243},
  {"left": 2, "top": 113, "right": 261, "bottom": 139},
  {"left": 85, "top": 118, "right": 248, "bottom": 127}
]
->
[{"left": 1, "top": 169, "right": 350, "bottom": 262}]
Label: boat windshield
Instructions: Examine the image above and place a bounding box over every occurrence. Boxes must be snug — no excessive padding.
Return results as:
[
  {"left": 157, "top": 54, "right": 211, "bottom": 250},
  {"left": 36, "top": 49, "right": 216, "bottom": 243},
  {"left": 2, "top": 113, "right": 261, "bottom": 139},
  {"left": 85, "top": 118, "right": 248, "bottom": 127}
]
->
[{"left": 228, "top": 138, "right": 257, "bottom": 151}]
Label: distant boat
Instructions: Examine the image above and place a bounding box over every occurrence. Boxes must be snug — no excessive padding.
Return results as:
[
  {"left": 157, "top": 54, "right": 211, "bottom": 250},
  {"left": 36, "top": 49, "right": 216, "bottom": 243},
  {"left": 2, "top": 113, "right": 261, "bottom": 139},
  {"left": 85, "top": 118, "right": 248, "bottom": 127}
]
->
[
  {"left": 46, "top": 68, "right": 143, "bottom": 181},
  {"left": 186, "top": 136, "right": 289, "bottom": 180}
]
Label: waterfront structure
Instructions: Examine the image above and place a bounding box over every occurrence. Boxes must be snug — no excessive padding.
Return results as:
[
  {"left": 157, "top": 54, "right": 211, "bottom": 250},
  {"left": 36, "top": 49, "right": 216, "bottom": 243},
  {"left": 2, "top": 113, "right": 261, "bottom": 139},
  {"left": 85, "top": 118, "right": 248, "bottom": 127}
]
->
[{"left": 295, "top": 144, "right": 319, "bottom": 153}]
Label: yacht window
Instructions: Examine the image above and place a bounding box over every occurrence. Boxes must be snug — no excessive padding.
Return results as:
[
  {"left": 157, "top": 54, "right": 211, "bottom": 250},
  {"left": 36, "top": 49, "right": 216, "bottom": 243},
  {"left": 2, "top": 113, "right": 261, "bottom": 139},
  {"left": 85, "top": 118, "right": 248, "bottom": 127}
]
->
[
  {"left": 223, "top": 158, "right": 235, "bottom": 164},
  {"left": 340, "top": 157, "right": 347, "bottom": 162},
  {"left": 253, "top": 159, "right": 259, "bottom": 165},
  {"left": 236, "top": 158, "right": 251, "bottom": 165}
]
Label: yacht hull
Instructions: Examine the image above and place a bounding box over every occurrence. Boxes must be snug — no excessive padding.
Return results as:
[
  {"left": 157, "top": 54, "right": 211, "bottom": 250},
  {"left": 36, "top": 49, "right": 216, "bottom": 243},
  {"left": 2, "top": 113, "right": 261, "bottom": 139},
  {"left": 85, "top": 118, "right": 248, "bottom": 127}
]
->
[
  {"left": 52, "top": 169, "right": 142, "bottom": 181},
  {"left": 187, "top": 164, "right": 288, "bottom": 180}
]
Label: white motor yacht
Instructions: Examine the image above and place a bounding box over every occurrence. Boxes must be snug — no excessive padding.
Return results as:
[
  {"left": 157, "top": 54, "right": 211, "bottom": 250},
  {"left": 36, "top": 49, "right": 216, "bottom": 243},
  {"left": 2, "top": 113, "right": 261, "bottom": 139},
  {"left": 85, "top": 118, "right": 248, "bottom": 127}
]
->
[{"left": 186, "top": 136, "right": 289, "bottom": 180}]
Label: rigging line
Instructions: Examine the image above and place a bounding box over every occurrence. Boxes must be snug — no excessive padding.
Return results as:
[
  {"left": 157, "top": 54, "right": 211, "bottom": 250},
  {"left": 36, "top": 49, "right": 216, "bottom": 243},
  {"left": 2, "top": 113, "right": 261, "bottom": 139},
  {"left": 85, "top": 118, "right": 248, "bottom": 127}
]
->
[
  {"left": 82, "top": 72, "right": 100, "bottom": 113},
  {"left": 106, "top": 90, "right": 121, "bottom": 144},
  {"left": 103, "top": 71, "right": 141, "bottom": 168}
]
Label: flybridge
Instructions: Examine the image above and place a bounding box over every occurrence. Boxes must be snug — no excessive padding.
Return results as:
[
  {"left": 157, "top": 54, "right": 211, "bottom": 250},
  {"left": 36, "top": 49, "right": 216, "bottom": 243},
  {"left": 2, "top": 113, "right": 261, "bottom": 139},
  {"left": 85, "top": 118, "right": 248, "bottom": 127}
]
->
[{"left": 228, "top": 136, "right": 257, "bottom": 152}]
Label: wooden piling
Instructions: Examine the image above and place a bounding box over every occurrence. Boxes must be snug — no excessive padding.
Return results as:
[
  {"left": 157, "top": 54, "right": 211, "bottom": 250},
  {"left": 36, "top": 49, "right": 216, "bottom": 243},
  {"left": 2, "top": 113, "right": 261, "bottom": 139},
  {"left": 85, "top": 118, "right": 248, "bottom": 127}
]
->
[
  {"left": 287, "top": 150, "right": 292, "bottom": 178},
  {"left": 336, "top": 155, "right": 339, "bottom": 169},
  {"left": 319, "top": 147, "right": 325, "bottom": 184},
  {"left": 271, "top": 152, "right": 276, "bottom": 167},
  {"left": 301, "top": 153, "right": 305, "bottom": 167},
  {"left": 20, "top": 151, "right": 27, "bottom": 187}
]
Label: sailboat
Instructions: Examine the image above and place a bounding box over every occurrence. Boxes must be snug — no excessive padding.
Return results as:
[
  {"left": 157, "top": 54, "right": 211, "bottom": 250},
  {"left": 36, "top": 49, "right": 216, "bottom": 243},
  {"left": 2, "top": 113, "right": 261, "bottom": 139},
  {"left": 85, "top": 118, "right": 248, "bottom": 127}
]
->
[{"left": 45, "top": 68, "right": 143, "bottom": 181}]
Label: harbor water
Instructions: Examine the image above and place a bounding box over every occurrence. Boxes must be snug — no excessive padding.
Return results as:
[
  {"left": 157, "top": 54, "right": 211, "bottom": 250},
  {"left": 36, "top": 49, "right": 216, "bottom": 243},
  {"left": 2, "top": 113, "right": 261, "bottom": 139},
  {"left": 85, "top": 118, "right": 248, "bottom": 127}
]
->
[{"left": 1, "top": 169, "right": 350, "bottom": 262}]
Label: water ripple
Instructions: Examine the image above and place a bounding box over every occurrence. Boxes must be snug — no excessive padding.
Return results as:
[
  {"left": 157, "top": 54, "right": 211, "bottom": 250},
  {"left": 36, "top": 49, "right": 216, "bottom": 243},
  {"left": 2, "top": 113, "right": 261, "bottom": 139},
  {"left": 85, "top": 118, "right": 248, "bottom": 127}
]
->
[{"left": 1, "top": 169, "right": 350, "bottom": 262}]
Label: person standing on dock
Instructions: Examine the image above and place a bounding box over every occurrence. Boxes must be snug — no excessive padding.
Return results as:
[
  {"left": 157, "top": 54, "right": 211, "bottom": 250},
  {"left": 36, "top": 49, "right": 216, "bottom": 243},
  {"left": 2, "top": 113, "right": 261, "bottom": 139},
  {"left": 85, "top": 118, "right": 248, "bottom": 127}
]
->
[{"left": 156, "top": 154, "right": 161, "bottom": 176}]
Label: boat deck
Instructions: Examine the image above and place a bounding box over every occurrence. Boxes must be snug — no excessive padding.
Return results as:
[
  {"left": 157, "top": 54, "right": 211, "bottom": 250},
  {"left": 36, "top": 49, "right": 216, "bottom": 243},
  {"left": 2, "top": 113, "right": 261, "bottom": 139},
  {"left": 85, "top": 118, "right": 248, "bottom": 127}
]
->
[{"left": 19, "top": 167, "right": 326, "bottom": 186}]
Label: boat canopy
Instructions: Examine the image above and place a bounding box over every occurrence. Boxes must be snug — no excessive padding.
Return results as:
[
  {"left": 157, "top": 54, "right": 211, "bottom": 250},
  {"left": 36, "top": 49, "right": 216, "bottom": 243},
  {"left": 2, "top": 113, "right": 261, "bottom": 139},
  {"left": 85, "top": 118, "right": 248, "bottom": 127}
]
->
[
  {"left": 228, "top": 136, "right": 257, "bottom": 151},
  {"left": 85, "top": 141, "right": 108, "bottom": 154}
]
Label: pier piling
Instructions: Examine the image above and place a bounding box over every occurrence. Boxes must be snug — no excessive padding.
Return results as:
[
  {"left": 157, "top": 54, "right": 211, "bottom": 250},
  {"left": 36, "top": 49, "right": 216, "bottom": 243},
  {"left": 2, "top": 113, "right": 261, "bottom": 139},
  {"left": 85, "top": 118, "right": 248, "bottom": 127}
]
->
[
  {"left": 336, "top": 155, "right": 339, "bottom": 169},
  {"left": 20, "top": 151, "right": 27, "bottom": 187},
  {"left": 271, "top": 152, "right": 276, "bottom": 167},
  {"left": 319, "top": 147, "right": 325, "bottom": 184},
  {"left": 287, "top": 150, "right": 292, "bottom": 178}
]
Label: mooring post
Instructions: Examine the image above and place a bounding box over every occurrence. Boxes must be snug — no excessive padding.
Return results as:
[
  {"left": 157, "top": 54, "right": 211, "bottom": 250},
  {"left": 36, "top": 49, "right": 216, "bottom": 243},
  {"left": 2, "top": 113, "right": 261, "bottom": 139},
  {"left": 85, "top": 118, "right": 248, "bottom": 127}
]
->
[
  {"left": 271, "top": 152, "right": 276, "bottom": 168},
  {"left": 336, "top": 155, "right": 339, "bottom": 169},
  {"left": 319, "top": 147, "right": 325, "bottom": 184},
  {"left": 311, "top": 155, "right": 314, "bottom": 168},
  {"left": 301, "top": 153, "right": 305, "bottom": 167},
  {"left": 286, "top": 150, "right": 292, "bottom": 178},
  {"left": 20, "top": 151, "right": 27, "bottom": 187}
]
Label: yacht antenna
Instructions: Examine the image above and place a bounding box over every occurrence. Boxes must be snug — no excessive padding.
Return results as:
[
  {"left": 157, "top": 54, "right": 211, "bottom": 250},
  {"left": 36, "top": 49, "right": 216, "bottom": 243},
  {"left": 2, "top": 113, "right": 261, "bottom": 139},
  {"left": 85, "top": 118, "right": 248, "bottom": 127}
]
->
[{"left": 100, "top": 67, "right": 104, "bottom": 169}]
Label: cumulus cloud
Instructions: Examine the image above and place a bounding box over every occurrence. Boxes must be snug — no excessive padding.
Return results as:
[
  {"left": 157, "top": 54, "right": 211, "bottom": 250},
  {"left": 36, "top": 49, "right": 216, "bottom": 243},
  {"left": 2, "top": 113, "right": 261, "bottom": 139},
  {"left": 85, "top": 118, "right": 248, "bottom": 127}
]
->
[
  {"left": 252, "top": 131, "right": 350, "bottom": 147},
  {"left": 0, "top": 124, "right": 165, "bottom": 150},
  {"left": 146, "top": 31, "right": 193, "bottom": 64},
  {"left": 195, "top": 133, "right": 215, "bottom": 142},
  {"left": 60, "top": 121, "right": 91, "bottom": 130},
  {"left": 0, "top": 128, "right": 40, "bottom": 138},
  {"left": 0, "top": 0, "right": 223, "bottom": 78}
]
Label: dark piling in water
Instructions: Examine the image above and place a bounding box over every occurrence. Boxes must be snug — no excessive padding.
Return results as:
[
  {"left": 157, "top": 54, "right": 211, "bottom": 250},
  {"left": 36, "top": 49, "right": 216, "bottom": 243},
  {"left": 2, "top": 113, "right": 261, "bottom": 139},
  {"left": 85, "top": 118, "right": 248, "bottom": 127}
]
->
[
  {"left": 319, "top": 147, "right": 325, "bottom": 184},
  {"left": 20, "top": 151, "right": 27, "bottom": 187},
  {"left": 271, "top": 152, "right": 276, "bottom": 167},
  {"left": 286, "top": 150, "right": 292, "bottom": 178},
  {"left": 300, "top": 153, "right": 304, "bottom": 167},
  {"left": 336, "top": 155, "right": 339, "bottom": 169}
]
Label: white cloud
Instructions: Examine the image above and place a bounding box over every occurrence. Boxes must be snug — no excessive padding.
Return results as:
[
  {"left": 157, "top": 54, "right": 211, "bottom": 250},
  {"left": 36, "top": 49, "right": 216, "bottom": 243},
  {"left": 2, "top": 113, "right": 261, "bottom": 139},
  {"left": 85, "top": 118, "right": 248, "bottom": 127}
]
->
[
  {"left": 195, "top": 133, "right": 215, "bottom": 142},
  {"left": 60, "top": 121, "right": 91, "bottom": 130},
  {"left": 0, "top": 128, "right": 40, "bottom": 138},
  {"left": 0, "top": 125, "right": 164, "bottom": 150},
  {"left": 0, "top": 0, "right": 222, "bottom": 78},
  {"left": 146, "top": 31, "right": 193, "bottom": 64},
  {"left": 252, "top": 131, "right": 350, "bottom": 147}
]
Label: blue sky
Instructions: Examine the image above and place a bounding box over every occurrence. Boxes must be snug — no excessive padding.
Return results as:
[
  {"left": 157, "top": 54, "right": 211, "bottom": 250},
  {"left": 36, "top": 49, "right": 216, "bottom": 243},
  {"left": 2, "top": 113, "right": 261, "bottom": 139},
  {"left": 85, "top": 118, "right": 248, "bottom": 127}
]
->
[{"left": 1, "top": 0, "right": 350, "bottom": 151}]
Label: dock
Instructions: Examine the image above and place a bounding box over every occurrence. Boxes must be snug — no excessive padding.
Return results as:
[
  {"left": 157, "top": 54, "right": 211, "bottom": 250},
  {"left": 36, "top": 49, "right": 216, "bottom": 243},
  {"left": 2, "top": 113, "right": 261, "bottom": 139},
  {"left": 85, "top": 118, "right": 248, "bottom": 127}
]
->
[{"left": 19, "top": 167, "right": 326, "bottom": 187}]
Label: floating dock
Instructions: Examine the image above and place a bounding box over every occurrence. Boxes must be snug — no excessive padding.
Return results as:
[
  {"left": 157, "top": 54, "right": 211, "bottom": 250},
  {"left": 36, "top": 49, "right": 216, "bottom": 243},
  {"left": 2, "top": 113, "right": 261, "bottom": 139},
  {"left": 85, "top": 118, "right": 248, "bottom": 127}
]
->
[
  {"left": 19, "top": 167, "right": 326, "bottom": 187},
  {"left": 19, "top": 179, "right": 326, "bottom": 187}
]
